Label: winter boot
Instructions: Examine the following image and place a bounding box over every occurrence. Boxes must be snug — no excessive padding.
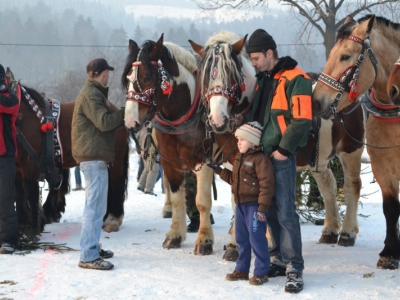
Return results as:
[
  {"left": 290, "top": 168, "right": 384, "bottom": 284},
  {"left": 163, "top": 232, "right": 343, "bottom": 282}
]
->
[
  {"left": 285, "top": 272, "right": 304, "bottom": 293},
  {"left": 226, "top": 270, "right": 249, "bottom": 281}
]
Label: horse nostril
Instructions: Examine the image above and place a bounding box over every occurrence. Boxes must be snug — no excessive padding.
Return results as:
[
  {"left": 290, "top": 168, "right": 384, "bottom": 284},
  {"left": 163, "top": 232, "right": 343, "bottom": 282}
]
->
[
  {"left": 312, "top": 100, "right": 321, "bottom": 112},
  {"left": 389, "top": 86, "right": 398, "bottom": 100}
]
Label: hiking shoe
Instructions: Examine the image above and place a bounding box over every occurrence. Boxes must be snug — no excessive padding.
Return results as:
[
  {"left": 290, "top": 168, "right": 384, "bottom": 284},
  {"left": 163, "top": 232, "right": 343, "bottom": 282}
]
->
[
  {"left": 145, "top": 190, "right": 157, "bottom": 196},
  {"left": 285, "top": 272, "right": 304, "bottom": 293},
  {"left": 187, "top": 219, "right": 200, "bottom": 232},
  {"left": 226, "top": 270, "right": 249, "bottom": 281},
  {"left": 78, "top": 258, "right": 114, "bottom": 270},
  {"left": 99, "top": 249, "right": 114, "bottom": 259},
  {"left": 268, "top": 264, "right": 286, "bottom": 277},
  {"left": 0, "top": 243, "right": 15, "bottom": 254},
  {"left": 249, "top": 274, "right": 268, "bottom": 286},
  {"left": 137, "top": 186, "right": 144, "bottom": 192}
]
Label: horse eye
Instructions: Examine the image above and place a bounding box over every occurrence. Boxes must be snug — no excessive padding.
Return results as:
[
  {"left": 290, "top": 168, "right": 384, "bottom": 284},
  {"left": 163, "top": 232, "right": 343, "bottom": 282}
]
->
[{"left": 340, "top": 54, "right": 350, "bottom": 61}]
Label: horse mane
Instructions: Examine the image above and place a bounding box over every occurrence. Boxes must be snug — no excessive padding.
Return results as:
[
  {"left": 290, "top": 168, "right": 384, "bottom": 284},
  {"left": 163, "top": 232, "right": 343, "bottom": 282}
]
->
[
  {"left": 163, "top": 42, "right": 197, "bottom": 74},
  {"left": 200, "top": 30, "right": 244, "bottom": 94},
  {"left": 23, "top": 85, "right": 46, "bottom": 107},
  {"left": 121, "top": 45, "right": 140, "bottom": 88},
  {"left": 337, "top": 14, "right": 400, "bottom": 41}
]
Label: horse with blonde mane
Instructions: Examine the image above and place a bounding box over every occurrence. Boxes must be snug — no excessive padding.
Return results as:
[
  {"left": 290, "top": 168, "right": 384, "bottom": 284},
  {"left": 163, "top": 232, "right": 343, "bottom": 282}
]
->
[{"left": 313, "top": 15, "right": 400, "bottom": 269}]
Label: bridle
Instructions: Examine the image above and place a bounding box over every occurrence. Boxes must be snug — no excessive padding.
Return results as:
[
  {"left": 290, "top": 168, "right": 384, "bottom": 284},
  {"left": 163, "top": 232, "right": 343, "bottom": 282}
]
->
[
  {"left": 125, "top": 51, "right": 173, "bottom": 126},
  {"left": 318, "top": 35, "right": 378, "bottom": 116},
  {"left": 202, "top": 43, "right": 246, "bottom": 107}
]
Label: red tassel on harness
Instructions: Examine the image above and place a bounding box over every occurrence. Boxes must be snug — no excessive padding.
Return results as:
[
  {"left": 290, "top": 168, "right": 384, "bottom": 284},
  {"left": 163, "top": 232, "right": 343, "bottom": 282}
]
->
[
  {"left": 349, "top": 82, "right": 358, "bottom": 101},
  {"left": 41, "top": 122, "right": 54, "bottom": 132},
  {"left": 162, "top": 81, "right": 173, "bottom": 95},
  {"left": 241, "top": 81, "right": 246, "bottom": 92}
]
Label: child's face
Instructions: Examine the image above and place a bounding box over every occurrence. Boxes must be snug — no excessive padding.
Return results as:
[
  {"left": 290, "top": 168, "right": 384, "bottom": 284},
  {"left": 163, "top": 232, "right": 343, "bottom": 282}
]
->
[{"left": 237, "top": 137, "right": 255, "bottom": 154}]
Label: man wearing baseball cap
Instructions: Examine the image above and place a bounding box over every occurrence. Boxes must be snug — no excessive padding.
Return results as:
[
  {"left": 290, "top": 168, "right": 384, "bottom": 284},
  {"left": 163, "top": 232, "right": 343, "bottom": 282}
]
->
[
  {"left": 246, "top": 29, "right": 313, "bottom": 293},
  {"left": 72, "top": 58, "right": 124, "bottom": 270}
]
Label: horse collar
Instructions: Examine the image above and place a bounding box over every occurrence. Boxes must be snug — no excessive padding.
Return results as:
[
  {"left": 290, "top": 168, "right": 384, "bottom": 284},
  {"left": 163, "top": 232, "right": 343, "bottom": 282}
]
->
[{"left": 362, "top": 89, "right": 400, "bottom": 123}]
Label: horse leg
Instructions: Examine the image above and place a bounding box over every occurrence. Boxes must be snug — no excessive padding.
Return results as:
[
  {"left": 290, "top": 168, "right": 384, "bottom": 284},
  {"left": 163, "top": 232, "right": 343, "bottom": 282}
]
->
[
  {"left": 376, "top": 179, "right": 400, "bottom": 269},
  {"left": 103, "top": 139, "right": 129, "bottom": 232},
  {"left": 162, "top": 170, "right": 186, "bottom": 249},
  {"left": 161, "top": 174, "right": 172, "bottom": 218},
  {"left": 337, "top": 150, "right": 363, "bottom": 246},
  {"left": 222, "top": 193, "right": 239, "bottom": 261},
  {"left": 311, "top": 165, "right": 341, "bottom": 244},
  {"left": 15, "top": 172, "right": 30, "bottom": 228},
  {"left": 193, "top": 166, "right": 214, "bottom": 255}
]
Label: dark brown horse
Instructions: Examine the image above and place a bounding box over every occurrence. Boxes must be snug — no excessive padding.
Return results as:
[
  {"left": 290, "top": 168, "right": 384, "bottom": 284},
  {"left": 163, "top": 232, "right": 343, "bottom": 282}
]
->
[
  {"left": 7, "top": 69, "right": 129, "bottom": 235},
  {"left": 123, "top": 35, "right": 220, "bottom": 255},
  {"left": 190, "top": 30, "right": 365, "bottom": 260},
  {"left": 313, "top": 15, "right": 400, "bottom": 269}
]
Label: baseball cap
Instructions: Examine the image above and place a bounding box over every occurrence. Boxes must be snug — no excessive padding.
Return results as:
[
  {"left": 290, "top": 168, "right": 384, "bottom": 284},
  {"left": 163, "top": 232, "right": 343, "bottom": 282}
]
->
[{"left": 86, "top": 58, "right": 114, "bottom": 76}]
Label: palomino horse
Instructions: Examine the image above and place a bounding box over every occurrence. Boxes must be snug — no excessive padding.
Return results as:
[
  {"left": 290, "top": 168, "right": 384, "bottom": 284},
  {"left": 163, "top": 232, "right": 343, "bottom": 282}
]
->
[
  {"left": 123, "top": 35, "right": 216, "bottom": 254},
  {"left": 6, "top": 69, "right": 129, "bottom": 235},
  {"left": 313, "top": 15, "right": 400, "bottom": 269},
  {"left": 190, "top": 31, "right": 365, "bottom": 259}
]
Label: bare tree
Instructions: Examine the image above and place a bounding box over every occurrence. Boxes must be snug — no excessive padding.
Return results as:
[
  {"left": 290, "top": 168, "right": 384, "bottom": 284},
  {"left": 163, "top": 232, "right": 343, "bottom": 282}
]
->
[{"left": 196, "top": 0, "right": 400, "bottom": 58}]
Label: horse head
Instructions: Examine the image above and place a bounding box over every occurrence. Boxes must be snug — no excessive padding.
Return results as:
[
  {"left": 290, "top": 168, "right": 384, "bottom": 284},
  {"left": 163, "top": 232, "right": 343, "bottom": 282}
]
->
[
  {"left": 312, "top": 15, "right": 400, "bottom": 119},
  {"left": 190, "top": 31, "right": 256, "bottom": 133},
  {"left": 123, "top": 34, "right": 196, "bottom": 133},
  {"left": 387, "top": 57, "right": 400, "bottom": 105}
]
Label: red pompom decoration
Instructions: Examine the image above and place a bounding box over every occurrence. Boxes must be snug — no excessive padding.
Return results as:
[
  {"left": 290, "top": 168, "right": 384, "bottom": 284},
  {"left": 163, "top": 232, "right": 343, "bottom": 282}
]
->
[{"left": 41, "top": 122, "right": 54, "bottom": 132}]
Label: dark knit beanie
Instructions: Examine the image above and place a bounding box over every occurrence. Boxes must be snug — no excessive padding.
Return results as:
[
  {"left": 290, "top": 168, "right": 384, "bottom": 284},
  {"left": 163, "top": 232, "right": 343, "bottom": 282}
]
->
[
  {"left": 0, "top": 64, "right": 5, "bottom": 80},
  {"left": 246, "top": 29, "right": 277, "bottom": 54}
]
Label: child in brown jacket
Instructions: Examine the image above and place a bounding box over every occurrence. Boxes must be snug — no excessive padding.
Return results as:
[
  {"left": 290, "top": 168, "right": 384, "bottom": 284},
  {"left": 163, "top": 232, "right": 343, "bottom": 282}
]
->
[{"left": 210, "top": 121, "right": 275, "bottom": 286}]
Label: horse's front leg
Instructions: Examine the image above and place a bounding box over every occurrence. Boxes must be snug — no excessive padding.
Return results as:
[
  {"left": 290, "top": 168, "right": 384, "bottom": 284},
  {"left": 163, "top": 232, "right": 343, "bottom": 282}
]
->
[
  {"left": 337, "top": 150, "right": 363, "bottom": 246},
  {"left": 311, "top": 163, "right": 341, "bottom": 244},
  {"left": 162, "top": 170, "right": 186, "bottom": 249},
  {"left": 223, "top": 193, "right": 239, "bottom": 261},
  {"left": 161, "top": 174, "right": 173, "bottom": 218},
  {"left": 193, "top": 166, "right": 214, "bottom": 255}
]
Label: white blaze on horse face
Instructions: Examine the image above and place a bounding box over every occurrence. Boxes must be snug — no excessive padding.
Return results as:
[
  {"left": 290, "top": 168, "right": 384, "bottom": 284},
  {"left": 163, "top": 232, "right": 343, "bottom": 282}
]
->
[
  {"left": 124, "top": 101, "right": 140, "bottom": 128},
  {"left": 209, "top": 95, "right": 229, "bottom": 129}
]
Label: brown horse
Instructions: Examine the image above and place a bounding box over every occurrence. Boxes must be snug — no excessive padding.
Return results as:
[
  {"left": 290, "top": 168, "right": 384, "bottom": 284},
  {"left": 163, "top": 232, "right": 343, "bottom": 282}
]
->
[
  {"left": 190, "top": 31, "right": 365, "bottom": 260},
  {"left": 7, "top": 69, "right": 129, "bottom": 235},
  {"left": 313, "top": 15, "right": 400, "bottom": 269},
  {"left": 123, "top": 35, "right": 216, "bottom": 255}
]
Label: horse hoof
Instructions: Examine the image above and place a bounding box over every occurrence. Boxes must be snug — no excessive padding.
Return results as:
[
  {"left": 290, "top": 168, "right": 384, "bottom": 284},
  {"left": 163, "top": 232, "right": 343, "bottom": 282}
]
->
[
  {"left": 103, "top": 224, "right": 119, "bottom": 233},
  {"left": 338, "top": 233, "right": 355, "bottom": 247},
  {"left": 163, "top": 211, "right": 172, "bottom": 218},
  {"left": 377, "top": 257, "right": 399, "bottom": 269},
  {"left": 194, "top": 239, "right": 213, "bottom": 255},
  {"left": 222, "top": 245, "right": 239, "bottom": 261},
  {"left": 319, "top": 233, "right": 338, "bottom": 244},
  {"left": 163, "top": 237, "right": 182, "bottom": 249}
]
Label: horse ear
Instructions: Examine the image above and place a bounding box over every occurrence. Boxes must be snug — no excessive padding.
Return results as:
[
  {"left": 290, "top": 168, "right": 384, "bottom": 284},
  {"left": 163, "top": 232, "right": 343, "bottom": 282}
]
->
[
  {"left": 344, "top": 15, "right": 355, "bottom": 25},
  {"left": 365, "top": 15, "right": 375, "bottom": 34},
  {"left": 149, "top": 33, "right": 164, "bottom": 61},
  {"left": 231, "top": 34, "right": 248, "bottom": 56},
  {"left": 129, "top": 39, "right": 139, "bottom": 53},
  {"left": 188, "top": 40, "right": 204, "bottom": 58}
]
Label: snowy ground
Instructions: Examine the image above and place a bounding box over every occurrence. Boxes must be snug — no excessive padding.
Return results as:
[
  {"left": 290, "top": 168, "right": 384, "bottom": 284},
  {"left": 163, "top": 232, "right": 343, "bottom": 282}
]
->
[{"left": 1, "top": 152, "right": 398, "bottom": 300}]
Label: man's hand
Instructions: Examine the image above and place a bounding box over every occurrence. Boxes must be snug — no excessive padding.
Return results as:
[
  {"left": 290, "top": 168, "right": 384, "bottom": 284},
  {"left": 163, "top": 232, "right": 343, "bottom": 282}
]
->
[{"left": 270, "top": 150, "right": 287, "bottom": 160}]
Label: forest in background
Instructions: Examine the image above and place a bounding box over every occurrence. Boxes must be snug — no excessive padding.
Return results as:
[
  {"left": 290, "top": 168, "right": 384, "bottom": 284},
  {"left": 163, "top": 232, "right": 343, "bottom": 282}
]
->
[{"left": 0, "top": 0, "right": 338, "bottom": 105}]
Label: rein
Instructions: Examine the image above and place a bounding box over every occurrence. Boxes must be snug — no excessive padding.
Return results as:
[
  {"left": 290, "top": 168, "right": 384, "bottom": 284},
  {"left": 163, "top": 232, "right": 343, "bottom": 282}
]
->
[{"left": 318, "top": 35, "right": 378, "bottom": 116}]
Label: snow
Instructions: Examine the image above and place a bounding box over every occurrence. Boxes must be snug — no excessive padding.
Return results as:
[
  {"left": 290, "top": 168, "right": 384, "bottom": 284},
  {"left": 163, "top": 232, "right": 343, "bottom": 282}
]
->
[{"left": 1, "top": 154, "right": 398, "bottom": 300}]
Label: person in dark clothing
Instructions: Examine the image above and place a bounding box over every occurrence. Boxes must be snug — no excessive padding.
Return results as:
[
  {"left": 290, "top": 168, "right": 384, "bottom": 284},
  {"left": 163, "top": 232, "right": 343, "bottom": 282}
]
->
[
  {"left": 0, "top": 64, "right": 20, "bottom": 254},
  {"left": 211, "top": 121, "right": 275, "bottom": 286},
  {"left": 247, "top": 29, "right": 313, "bottom": 293}
]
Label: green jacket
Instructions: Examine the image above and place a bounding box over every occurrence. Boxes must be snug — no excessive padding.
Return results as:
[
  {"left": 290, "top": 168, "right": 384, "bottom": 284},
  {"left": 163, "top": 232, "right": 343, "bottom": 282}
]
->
[
  {"left": 251, "top": 56, "right": 312, "bottom": 156},
  {"left": 72, "top": 78, "right": 124, "bottom": 164}
]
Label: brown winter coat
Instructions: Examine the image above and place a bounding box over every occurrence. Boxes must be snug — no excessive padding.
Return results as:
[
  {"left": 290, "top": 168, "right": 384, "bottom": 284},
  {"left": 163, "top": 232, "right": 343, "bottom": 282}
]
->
[{"left": 215, "top": 148, "right": 275, "bottom": 212}]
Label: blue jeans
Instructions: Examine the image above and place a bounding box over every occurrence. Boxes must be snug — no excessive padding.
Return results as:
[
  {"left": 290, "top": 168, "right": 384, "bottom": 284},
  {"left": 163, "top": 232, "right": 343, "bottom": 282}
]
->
[
  {"left": 79, "top": 161, "right": 108, "bottom": 262},
  {"left": 268, "top": 154, "right": 304, "bottom": 273},
  {"left": 0, "top": 156, "right": 18, "bottom": 246},
  {"left": 235, "top": 203, "right": 270, "bottom": 276},
  {"left": 75, "top": 166, "right": 82, "bottom": 188}
]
